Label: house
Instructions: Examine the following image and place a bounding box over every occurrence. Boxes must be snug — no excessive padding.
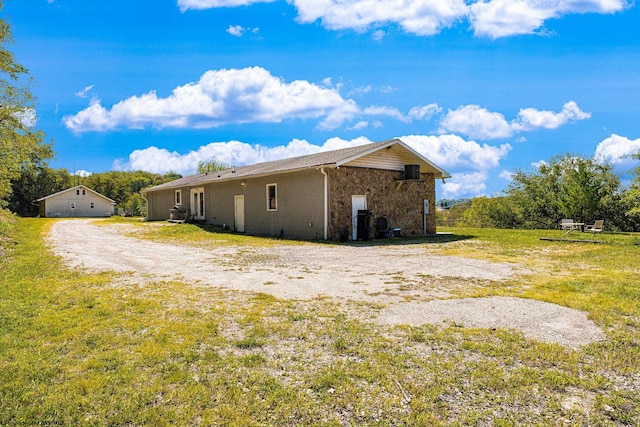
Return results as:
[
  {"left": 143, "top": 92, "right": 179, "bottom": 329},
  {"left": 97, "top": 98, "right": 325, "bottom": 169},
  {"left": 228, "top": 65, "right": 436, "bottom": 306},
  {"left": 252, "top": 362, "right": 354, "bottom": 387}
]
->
[
  {"left": 142, "top": 138, "right": 450, "bottom": 240},
  {"left": 37, "top": 185, "right": 116, "bottom": 218}
]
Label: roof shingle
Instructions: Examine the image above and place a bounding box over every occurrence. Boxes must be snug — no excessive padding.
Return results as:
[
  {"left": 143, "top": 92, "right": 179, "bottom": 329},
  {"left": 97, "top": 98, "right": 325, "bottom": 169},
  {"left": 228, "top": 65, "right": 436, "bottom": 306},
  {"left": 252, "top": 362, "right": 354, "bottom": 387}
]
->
[{"left": 143, "top": 138, "right": 449, "bottom": 192}]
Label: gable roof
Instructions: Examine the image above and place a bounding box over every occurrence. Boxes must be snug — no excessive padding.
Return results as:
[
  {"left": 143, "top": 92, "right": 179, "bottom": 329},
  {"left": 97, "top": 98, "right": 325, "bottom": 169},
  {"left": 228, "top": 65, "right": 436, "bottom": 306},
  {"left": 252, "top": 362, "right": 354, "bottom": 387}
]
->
[
  {"left": 143, "top": 138, "right": 451, "bottom": 193},
  {"left": 37, "top": 185, "right": 116, "bottom": 203}
]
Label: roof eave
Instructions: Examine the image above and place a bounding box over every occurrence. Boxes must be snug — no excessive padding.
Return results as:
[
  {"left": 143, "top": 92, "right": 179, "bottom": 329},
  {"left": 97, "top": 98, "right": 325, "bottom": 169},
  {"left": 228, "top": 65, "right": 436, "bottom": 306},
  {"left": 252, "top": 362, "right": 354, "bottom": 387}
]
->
[
  {"left": 142, "top": 163, "right": 338, "bottom": 193},
  {"left": 36, "top": 185, "right": 116, "bottom": 203}
]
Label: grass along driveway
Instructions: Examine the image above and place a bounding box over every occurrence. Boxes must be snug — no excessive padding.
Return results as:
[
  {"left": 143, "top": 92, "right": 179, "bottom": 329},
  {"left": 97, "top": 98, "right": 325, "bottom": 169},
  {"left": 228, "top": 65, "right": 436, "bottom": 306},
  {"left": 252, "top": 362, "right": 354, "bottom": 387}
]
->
[
  {"left": 47, "top": 219, "right": 601, "bottom": 347},
  {"left": 0, "top": 218, "right": 638, "bottom": 425}
]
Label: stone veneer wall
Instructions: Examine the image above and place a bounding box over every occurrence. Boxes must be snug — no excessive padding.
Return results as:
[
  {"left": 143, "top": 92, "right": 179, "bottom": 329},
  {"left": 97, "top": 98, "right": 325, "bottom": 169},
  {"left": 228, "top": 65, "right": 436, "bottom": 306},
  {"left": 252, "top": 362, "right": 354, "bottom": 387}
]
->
[{"left": 328, "top": 167, "right": 436, "bottom": 240}]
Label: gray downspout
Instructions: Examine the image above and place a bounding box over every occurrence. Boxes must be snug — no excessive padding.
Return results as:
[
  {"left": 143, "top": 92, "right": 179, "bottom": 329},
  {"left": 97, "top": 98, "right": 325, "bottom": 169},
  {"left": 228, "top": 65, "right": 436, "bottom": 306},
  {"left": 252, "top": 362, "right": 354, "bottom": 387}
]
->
[{"left": 320, "top": 168, "right": 328, "bottom": 240}]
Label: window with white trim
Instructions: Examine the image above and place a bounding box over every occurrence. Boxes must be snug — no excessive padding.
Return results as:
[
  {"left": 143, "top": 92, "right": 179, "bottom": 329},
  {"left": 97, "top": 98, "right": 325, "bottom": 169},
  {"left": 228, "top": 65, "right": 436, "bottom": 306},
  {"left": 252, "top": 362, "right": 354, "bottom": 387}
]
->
[
  {"left": 70, "top": 203, "right": 76, "bottom": 209},
  {"left": 266, "top": 184, "right": 277, "bottom": 211},
  {"left": 175, "top": 189, "right": 182, "bottom": 205},
  {"left": 90, "top": 202, "right": 95, "bottom": 209}
]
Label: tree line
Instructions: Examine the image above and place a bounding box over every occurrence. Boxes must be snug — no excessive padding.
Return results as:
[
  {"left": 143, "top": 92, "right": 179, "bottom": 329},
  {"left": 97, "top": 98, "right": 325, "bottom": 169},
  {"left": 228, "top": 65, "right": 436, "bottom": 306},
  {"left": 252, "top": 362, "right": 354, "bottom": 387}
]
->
[{"left": 440, "top": 153, "right": 640, "bottom": 232}]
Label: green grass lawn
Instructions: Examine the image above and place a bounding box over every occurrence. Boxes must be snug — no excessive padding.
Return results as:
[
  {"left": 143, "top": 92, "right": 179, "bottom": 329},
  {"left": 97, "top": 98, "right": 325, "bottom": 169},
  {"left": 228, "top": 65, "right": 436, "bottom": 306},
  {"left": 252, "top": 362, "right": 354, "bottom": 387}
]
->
[{"left": 1, "top": 217, "right": 638, "bottom": 425}]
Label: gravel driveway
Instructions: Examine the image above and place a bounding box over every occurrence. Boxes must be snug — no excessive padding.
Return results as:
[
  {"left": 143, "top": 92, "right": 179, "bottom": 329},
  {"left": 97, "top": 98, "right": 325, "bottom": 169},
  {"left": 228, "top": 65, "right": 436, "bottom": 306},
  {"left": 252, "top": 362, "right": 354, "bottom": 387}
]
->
[{"left": 47, "top": 219, "right": 605, "bottom": 347}]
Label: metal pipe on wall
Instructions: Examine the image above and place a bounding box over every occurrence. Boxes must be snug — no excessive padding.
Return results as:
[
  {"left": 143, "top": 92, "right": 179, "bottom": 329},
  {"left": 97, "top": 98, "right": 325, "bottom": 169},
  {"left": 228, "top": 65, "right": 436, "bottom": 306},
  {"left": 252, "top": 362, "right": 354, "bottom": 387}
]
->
[{"left": 320, "top": 167, "right": 328, "bottom": 240}]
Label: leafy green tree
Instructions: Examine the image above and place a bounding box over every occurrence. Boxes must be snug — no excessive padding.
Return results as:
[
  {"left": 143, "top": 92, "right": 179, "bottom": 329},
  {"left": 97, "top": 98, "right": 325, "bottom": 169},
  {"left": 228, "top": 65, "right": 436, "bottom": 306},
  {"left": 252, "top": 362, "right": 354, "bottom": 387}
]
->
[
  {"left": 162, "top": 171, "right": 182, "bottom": 181},
  {"left": 623, "top": 151, "right": 640, "bottom": 218},
  {"left": 197, "top": 157, "right": 229, "bottom": 174},
  {"left": 555, "top": 156, "right": 619, "bottom": 222},
  {"left": 9, "top": 166, "right": 71, "bottom": 216},
  {"left": 459, "top": 196, "right": 520, "bottom": 228},
  {"left": 83, "top": 172, "right": 130, "bottom": 207},
  {"left": 123, "top": 192, "right": 146, "bottom": 216},
  {"left": 506, "top": 163, "right": 564, "bottom": 228},
  {"left": 506, "top": 154, "right": 621, "bottom": 228},
  {"left": 0, "top": 7, "right": 51, "bottom": 205}
]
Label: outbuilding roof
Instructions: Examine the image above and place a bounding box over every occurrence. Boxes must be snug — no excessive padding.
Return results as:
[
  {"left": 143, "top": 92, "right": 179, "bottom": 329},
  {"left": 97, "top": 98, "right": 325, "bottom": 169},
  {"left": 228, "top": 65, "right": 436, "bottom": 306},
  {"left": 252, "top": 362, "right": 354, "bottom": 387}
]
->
[
  {"left": 142, "top": 138, "right": 450, "bottom": 193},
  {"left": 36, "top": 185, "right": 116, "bottom": 203}
]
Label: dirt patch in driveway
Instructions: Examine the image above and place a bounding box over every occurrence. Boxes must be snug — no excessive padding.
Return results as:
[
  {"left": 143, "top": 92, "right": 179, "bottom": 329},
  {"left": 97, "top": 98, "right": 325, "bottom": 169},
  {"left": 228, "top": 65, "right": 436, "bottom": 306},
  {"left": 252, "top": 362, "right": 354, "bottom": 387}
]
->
[{"left": 47, "top": 220, "right": 605, "bottom": 347}]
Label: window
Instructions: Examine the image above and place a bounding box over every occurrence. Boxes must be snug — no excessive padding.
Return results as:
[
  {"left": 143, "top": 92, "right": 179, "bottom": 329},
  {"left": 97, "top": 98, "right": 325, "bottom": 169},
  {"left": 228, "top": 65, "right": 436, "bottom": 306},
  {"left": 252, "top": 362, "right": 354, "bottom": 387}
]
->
[
  {"left": 76, "top": 189, "right": 80, "bottom": 195},
  {"left": 266, "top": 184, "right": 277, "bottom": 211},
  {"left": 90, "top": 202, "right": 95, "bottom": 209},
  {"left": 70, "top": 203, "right": 76, "bottom": 209},
  {"left": 175, "top": 190, "right": 182, "bottom": 205},
  {"left": 82, "top": 189, "right": 86, "bottom": 195}
]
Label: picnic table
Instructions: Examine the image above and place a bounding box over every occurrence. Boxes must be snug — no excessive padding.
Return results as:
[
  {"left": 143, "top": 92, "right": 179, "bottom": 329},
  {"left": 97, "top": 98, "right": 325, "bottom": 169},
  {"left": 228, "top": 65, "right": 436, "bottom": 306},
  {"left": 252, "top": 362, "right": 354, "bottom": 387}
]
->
[{"left": 561, "top": 220, "right": 584, "bottom": 233}]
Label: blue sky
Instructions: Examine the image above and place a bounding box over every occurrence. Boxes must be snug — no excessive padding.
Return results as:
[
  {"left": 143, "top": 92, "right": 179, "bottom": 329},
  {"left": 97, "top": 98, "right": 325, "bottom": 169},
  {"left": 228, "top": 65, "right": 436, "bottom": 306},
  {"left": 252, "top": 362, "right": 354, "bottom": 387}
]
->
[{"left": 5, "top": 0, "right": 640, "bottom": 198}]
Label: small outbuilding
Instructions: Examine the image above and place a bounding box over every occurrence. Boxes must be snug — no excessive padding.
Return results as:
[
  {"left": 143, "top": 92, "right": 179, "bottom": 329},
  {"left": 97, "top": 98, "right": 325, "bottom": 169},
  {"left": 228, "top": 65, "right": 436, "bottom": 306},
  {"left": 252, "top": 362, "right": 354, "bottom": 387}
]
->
[
  {"left": 142, "top": 138, "right": 451, "bottom": 240},
  {"left": 37, "top": 185, "right": 116, "bottom": 218}
]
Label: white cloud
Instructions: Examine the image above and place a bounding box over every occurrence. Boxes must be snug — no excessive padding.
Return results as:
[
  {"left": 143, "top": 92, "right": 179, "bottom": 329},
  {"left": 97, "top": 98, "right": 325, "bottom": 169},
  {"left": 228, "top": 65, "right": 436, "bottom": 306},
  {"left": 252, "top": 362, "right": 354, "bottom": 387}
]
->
[
  {"left": 227, "top": 25, "right": 244, "bottom": 37},
  {"left": 511, "top": 101, "right": 591, "bottom": 132},
  {"left": 179, "top": 0, "right": 629, "bottom": 39},
  {"left": 469, "top": 0, "right": 628, "bottom": 38},
  {"left": 114, "top": 137, "right": 374, "bottom": 175},
  {"left": 348, "top": 120, "right": 369, "bottom": 130},
  {"left": 64, "top": 67, "right": 360, "bottom": 133},
  {"left": 439, "top": 102, "right": 590, "bottom": 140},
  {"left": 64, "top": 98, "right": 115, "bottom": 132},
  {"left": 499, "top": 170, "right": 513, "bottom": 181},
  {"left": 362, "top": 105, "right": 409, "bottom": 122},
  {"left": 348, "top": 85, "right": 372, "bottom": 96},
  {"left": 440, "top": 172, "right": 488, "bottom": 198},
  {"left": 226, "top": 25, "right": 259, "bottom": 36},
  {"left": 178, "top": 0, "right": 273, "bottom": 12},
  {"left": 400, "top": 134, "right": 512, "bottom": 197},
  {"left": 74, "top": 170, "right": 92, "bottom": 177},
  {"left": 317, "top": 100, "right": 360, "bottom": 130},
  {"left": 372, "top": 30, "right": 386, "bottom": 40},
  {"left": 290, "top": 0, "right": 468, "bottom": 36},
  {"left": 594, "top": 134, "right": 640, "bottom": 165},
  {"left": 75, "top": 84, "right": 94, "bottom": 98},
  {"left": 439, "top": 105, "right": 513, "bottom": 140},
  {"left": 408, "top": 103, "right": 441, "bottom": 121},
  {"left": 401, "top": 134, "right": 511, "bottom": 171},
  {"left": 63, "top": 67, "right": 457, "bottom": 134}
]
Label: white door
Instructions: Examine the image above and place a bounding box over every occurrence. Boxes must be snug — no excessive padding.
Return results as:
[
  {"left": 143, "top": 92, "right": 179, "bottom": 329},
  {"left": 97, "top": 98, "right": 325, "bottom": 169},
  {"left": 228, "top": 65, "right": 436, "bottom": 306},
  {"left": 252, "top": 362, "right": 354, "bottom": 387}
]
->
[
  {"left": 234, "top": 195, "right": 245, "bottom": 232},
  {"left": 351, "top": 195, "right": 367, "bottom": 240},
  {"left": 191, "top": 187, "right": 205, "bottom": 220}
]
